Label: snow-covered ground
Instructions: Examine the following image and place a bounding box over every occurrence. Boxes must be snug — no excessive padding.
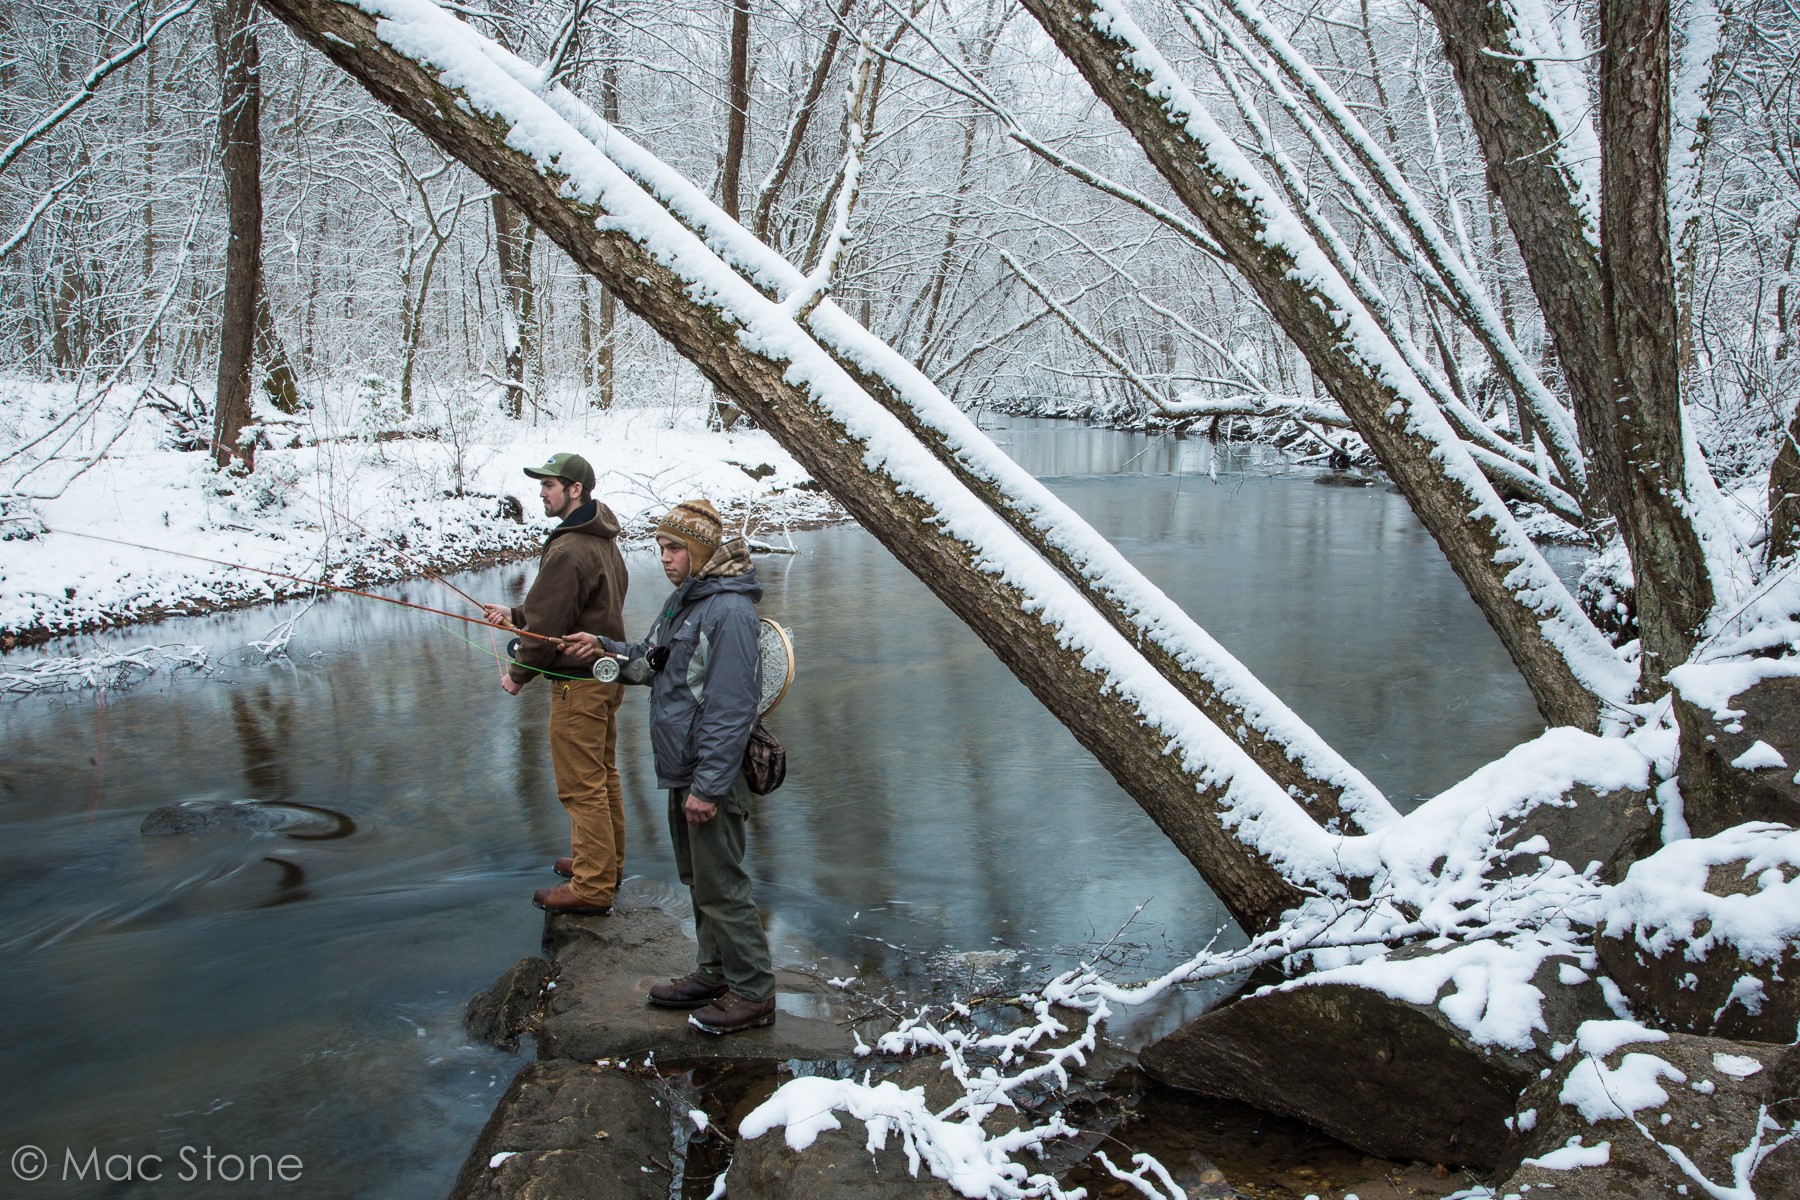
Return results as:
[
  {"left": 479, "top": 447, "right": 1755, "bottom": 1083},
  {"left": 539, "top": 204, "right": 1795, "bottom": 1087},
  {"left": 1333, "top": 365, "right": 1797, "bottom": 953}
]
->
[{"left": 0, "top": 376, "right": 840, "bottom": 645}]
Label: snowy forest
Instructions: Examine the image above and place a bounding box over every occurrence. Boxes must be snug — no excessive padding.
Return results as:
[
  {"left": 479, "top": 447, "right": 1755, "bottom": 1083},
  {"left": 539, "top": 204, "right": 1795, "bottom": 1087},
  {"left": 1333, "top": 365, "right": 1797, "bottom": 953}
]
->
[{"left": 5, "top": 0, "right": 1800, "bottom": 1197}]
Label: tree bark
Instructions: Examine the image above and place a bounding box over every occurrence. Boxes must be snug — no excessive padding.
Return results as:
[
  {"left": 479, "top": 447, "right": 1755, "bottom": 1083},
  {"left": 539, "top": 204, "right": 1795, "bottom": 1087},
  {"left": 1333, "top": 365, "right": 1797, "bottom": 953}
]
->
[
  {"left": 1595, "top": 0, "right": 1712, "bottom": 686},
  {"left": 592, "top": 46, "right": 619, "bottom": 410},
  {"left": 1422, "top": 0, "right": 1712, "bottom": 690},
  {"left": 213, "top": 0, "right": 262, "bottom": 469},
  {"left": 1018, "top": 0, "right": 1616, "bottom": 730},
  {"left": 255, "top": 0, "right": 1314, "bottom": 930},
  {"left": 1768, "top": 398, "right": 1800, "bottom": 568},
  {"left": 491, "top": 192, "right": 535, "bottom": 420},
  {"left": 720, "top": 0, "right": 751, "bottom": 221},
  {"left": 255, "top": 287, "right": 300, "bottom": 414}
]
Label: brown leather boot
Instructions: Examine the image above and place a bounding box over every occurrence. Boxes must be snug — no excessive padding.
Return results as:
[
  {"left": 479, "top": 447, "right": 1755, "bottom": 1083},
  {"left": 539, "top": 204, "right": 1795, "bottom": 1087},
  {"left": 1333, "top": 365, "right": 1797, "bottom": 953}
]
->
[
  {"left": 532, "top": 885, "right": 611, "bottom": 916},
  {"left": 552, "top": 856, "right": 574, "bottom": 878},
  {"left": 689, "top": 991, "right": 776, "bottom": 1034},
  {"left": 648, "top": 972, "right": 728, "bottom": 1010}
]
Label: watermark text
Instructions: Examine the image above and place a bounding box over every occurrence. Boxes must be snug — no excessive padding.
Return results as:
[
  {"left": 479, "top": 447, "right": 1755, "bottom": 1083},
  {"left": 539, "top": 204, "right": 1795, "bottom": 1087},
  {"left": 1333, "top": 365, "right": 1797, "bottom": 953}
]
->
[{"left": 10, "top": 1144, "right": 303, "bottom": 1184}]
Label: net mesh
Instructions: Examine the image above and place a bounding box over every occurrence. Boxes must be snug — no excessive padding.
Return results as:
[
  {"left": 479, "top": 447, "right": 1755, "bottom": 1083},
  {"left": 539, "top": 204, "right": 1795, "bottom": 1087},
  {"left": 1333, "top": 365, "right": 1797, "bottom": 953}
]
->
[{"left": 758, "top": 618, "right": 793, "bottom": 716}]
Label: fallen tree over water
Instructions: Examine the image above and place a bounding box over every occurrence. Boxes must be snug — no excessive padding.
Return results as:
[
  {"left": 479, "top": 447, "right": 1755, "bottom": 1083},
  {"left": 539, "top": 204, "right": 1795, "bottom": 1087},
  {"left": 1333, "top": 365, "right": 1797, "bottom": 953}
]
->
[{"left": 254, "top": 0, "right": 1800, "bottom": 1193}]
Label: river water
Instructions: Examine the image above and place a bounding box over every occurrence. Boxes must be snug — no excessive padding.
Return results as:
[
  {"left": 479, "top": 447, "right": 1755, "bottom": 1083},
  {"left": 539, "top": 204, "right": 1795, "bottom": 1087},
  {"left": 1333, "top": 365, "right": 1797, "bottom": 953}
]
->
[{"left": 0, "top": 421, "right": 1558, "bottom": 1196}]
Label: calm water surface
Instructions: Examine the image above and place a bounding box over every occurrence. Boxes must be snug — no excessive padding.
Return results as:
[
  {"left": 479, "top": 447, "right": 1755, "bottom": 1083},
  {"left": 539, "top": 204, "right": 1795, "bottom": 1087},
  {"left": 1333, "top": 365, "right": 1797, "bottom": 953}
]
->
[{"left": 0, "top": 421, "right": 1555, "bottom": 1196}]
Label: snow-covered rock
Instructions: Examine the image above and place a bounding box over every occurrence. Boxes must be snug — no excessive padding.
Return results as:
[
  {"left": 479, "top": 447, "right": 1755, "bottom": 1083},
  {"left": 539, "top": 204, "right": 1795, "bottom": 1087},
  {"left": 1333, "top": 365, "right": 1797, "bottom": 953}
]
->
[
  {"left": 1495, "top": 1027, "right": 1800, "bottom": 1199},
  {"left": 1597, "top": 823, "right": 1800, "bottom": 1044},
  {"left": 1672, "top": 669, "right": 1800, "bottom": 837},
  {"left": 1138, "top": 946, "right": 1613, "bottom": 1167}
]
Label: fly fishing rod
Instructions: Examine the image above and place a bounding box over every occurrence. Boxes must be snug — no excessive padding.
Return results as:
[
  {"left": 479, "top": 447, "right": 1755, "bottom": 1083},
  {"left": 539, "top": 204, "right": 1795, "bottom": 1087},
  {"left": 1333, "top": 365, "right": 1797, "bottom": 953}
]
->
[
  {"left": 293, "top": 486, "right": 489, "bottom": 614},
  {"left": 47, "top": 528, "right": 568, "bottom": 647}
]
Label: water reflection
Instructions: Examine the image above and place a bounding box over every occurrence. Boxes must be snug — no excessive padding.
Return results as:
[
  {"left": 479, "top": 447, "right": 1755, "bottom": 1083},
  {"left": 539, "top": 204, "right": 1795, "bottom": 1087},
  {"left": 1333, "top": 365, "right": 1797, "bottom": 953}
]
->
[{"left": 0, "top": 420, "right": 1552, "bottom": 1196}]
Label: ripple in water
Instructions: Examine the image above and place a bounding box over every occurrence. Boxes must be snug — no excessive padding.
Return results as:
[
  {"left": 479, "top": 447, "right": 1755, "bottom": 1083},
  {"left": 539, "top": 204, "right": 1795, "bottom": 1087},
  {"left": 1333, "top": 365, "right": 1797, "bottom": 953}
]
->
[{"left": 139, "top": 798, "right": 357, "bottom": 840}]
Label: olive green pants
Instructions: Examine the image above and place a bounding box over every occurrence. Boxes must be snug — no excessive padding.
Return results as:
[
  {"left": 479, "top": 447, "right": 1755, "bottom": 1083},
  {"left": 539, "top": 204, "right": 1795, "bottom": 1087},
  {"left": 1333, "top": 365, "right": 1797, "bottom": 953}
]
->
[
  {"left": 667, "top": 775, "right": 775, "bottom": 1003},
  {"left": 548, "top": 677, "right": 624, "bottom": 907}
]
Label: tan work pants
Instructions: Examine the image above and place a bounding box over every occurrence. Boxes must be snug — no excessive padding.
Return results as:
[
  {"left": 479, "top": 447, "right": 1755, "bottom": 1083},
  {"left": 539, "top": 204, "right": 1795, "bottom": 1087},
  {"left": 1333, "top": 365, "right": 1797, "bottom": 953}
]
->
[{"left": 548, "top": 677, "right": 625, "bottom": 906}]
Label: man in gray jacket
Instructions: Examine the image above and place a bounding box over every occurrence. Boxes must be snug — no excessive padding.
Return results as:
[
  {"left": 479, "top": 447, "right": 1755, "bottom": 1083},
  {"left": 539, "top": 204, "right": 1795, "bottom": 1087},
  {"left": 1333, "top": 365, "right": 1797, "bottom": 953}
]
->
[{"left": 571, "top": 498, "right": 776, "bottom": 1034}]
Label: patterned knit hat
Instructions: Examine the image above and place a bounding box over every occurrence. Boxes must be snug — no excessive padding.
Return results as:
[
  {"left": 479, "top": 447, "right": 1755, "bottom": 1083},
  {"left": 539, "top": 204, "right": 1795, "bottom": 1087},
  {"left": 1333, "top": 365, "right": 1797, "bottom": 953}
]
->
[{"left": 653, "top": 499, "right": 723, "bottom": 566}]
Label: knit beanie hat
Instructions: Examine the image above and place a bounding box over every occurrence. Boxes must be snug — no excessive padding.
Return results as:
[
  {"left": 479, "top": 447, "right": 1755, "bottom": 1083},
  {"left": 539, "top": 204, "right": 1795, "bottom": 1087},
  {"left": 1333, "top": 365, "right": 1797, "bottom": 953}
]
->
[{"left": 653, "top": 499, "right": 723, "bottom": 566}]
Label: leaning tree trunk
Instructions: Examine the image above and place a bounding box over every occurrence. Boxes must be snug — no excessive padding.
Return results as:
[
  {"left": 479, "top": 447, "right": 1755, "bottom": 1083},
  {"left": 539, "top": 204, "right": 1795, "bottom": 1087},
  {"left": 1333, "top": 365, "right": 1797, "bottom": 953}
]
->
[
  {"left": 529, "top": 24, "right": 1393, "bottom": 830},
  {"left": 212, "top": 0, "right": 264, "bottom": 470},
  {"left": 1421, "top": 0, "right": 1713, "bottom": 691},
  {"left": 255, "top": 0, "right": 1316, "bottom": 931},
  {"left": 1018, "top": 0, "right": 1621, "bottom": 730}
]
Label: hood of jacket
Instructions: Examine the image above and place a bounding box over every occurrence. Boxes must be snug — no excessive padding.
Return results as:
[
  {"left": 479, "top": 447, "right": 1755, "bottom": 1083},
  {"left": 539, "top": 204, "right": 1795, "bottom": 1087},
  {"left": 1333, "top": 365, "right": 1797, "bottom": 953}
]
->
[{"left": 547, "top": 498, "right": 622, "bottom": 542}]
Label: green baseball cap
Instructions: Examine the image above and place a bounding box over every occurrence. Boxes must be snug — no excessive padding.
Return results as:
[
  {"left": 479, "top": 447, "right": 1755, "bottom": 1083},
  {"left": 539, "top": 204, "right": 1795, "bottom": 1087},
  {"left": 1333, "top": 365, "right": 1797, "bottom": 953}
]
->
[{"left": 523, "top": 452, "right": 596, "bottom": 494}]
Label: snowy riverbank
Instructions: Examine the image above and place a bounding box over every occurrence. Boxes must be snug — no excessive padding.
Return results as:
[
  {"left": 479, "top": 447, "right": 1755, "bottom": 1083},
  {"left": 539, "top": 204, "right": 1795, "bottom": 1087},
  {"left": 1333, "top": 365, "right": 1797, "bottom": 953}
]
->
[{"left": 0, "top": 377, "right": 841, "bottom": 646}]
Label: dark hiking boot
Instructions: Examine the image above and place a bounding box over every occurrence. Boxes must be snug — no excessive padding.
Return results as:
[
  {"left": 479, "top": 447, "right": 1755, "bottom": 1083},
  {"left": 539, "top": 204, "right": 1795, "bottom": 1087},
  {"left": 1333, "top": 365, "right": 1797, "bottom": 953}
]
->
[
  {"left": 648, "top": 972, "right": 729, "bottom": 1010},
  {"left": 552, "top": 856, "right": 574, "bottom": 878},
  {"left": 532, "top": 885, "right": 611, "bottom": 916},
  {"left": 689, "top": 991, "right": 776, "bottom": 1035}
]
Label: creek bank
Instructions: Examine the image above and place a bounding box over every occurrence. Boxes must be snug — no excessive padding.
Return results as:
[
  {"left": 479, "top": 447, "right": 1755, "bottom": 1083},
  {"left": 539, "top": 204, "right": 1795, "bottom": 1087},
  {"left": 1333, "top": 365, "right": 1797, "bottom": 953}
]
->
[{"left": 451, "top": 882, "right": 1470, "bottom": 1199}]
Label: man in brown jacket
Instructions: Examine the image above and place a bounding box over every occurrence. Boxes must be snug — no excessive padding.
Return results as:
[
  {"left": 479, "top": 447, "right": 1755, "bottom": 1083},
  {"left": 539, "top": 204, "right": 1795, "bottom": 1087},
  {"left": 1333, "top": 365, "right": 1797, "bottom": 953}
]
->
[{"left": 482, "top": 452, "right": 629, "bottom": 916}]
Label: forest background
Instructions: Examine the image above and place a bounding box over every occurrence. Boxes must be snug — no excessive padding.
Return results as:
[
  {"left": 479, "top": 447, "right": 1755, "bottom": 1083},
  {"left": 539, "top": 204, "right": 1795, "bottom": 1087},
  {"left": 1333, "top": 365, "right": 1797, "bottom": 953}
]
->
[{"left": 6, "top": 0, "right": 1800, "bottom": 1195}]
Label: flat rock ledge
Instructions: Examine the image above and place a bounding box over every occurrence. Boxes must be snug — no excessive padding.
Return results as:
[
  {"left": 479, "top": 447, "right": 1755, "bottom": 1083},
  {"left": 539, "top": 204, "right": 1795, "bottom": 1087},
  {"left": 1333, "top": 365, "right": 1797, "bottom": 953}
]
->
[
  {"left": 451, "top": 880, "right": 926, "bottom": 1199},
  {"left": 449, "top": 1061, "right": 675, "bottom": 1200}
]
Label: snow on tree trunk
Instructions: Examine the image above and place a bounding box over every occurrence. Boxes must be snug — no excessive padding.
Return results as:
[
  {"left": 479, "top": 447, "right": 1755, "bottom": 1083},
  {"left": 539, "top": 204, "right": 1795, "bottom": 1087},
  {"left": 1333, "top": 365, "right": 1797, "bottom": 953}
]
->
[
  {"left": 252, "top": 0, "right": 1369, "bottom": 930},
  {"left": 1422, "top": 0, "right": 1716, "bottom": 694},
  {"left": 1017, "top": 0, "right": 1631, "bottom": 730},
  {"left": 491, "top": 192, "right": 533, "bottom": 420}
]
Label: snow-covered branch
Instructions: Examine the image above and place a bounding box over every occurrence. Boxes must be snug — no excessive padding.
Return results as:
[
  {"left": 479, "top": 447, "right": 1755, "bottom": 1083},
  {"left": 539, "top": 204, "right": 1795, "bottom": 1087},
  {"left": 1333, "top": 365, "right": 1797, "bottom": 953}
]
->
[{"left": 0, "top": 0, "right": 203, "bottom": 178}]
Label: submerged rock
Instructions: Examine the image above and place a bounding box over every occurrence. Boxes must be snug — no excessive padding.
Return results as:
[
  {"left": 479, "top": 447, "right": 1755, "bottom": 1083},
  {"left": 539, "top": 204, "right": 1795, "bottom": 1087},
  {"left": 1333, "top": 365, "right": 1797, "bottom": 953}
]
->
[
  {"left": 1495, "top": 1027, "right": 1800, "bottom": 1199},
  {"left": 1139, "top": 947, "right": 1612, "bottom": 1168},
  {"left": 466, "top": 956, "right": 552, "bottom": 1053},
  {"left": 139, "top": 799, "right": 353, "bottom": 840},
  {"left": 446, "top": 1061, "right": 673, "bottom": 1200}
]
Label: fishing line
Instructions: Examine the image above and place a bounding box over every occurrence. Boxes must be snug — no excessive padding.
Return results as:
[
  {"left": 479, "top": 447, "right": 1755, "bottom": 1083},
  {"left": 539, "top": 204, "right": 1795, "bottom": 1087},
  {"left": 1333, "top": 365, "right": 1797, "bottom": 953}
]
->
[
  {"left": 47, "top": 527, "right": 568, "bottom": 647},
  {"left": 294, "top": 485, "right": 491, "bottom": 613}
]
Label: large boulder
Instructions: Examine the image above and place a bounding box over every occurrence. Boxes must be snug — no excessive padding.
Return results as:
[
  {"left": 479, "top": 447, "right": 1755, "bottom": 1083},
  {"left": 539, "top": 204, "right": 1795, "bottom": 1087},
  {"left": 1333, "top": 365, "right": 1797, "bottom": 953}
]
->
[
  {"left": 446, "top": 1061, "right": 675, "bottom": 1199},
  {"left": 1597, "top": 823, "right": 1800, "bottom": 1044},
  {"left": 1494, "top": 783, "right": 1656, "bottom": 886},
  {"left": 1139, "top": 944, "right": 1613, "bottom": 1168},
  {"left": 1496, "top": 1024, "right": 1800, "bottom": 1199},
  {"left": 1671, "top": 668, "right": 1800, "bottom": 837}
]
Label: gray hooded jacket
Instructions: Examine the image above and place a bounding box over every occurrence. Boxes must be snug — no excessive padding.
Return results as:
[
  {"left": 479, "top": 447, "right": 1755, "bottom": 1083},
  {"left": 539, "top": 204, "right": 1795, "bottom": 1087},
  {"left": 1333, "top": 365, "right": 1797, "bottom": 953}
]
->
[{"left": 602, "top": 561, "right": 762, "bottom": 802}]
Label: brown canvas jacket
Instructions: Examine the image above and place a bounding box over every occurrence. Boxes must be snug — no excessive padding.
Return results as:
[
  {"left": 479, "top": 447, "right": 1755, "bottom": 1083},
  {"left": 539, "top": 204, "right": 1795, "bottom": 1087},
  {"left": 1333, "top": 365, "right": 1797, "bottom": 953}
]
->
[{"left": 507, "top": 500, "right": 629, "bottom": 685}]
